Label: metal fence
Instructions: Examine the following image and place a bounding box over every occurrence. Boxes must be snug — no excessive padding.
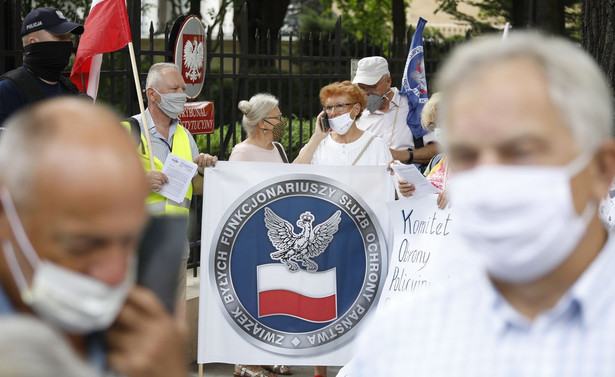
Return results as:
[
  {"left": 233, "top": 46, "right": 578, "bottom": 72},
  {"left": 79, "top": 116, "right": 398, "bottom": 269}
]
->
[
  {"left": 1, "top": 1, "right": 459, "bottom": 159},
  {"left": 1, "top": 0, "right": 459, "bottom": 273},
  {"left": 201, "top": 6, "right": 459, "bottom": 161}
]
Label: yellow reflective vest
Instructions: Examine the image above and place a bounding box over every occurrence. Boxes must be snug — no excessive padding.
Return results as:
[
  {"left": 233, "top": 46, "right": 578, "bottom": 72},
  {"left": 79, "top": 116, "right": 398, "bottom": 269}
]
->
[{"left": 122, "top": 120, "right": 193, "bottom": 216}]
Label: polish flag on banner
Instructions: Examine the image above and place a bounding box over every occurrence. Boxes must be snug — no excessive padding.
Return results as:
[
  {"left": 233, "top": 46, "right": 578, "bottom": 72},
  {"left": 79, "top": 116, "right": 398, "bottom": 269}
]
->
[
  {"left": 70, "top": 0, "right": 131, "bottom": 99},
  {"left": 257, "top": 264, "right": 337, "bottom": 323}
]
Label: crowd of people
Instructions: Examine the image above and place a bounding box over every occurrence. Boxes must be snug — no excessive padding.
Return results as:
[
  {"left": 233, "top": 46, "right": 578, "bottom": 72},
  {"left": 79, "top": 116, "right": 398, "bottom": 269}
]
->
[{"left": 1, "top": 5, "right": 615, "bottom": 377}]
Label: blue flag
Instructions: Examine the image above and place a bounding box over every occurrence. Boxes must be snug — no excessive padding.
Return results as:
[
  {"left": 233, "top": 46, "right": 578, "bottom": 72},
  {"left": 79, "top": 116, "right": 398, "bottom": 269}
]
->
[{"left": 400, "top": 17, "right": 429, "bottom": 139}]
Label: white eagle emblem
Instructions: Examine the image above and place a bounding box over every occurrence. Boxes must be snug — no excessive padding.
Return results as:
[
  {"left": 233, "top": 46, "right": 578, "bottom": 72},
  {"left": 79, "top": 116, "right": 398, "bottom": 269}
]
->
[
  {"left": 264, "top": 207, "right": 342, "bottom": 272},
  {"left": 183, "top": 38, "right": 204, "bottom": 82}
]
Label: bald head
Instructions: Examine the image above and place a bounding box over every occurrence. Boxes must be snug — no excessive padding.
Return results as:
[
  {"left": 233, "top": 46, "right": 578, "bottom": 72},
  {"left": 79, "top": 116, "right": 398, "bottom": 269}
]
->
[
  {"left": 0, "top": 98, "right": 147, "bottom": 209},
  {"left": 0, "top": 98, "right": 148, "bottom": 289}
]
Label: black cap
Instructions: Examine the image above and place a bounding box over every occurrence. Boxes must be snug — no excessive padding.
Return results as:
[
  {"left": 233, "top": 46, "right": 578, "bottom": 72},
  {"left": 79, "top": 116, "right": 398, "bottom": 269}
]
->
[{"left": 21, "top": 7, "right": 84, "bottom": 37}]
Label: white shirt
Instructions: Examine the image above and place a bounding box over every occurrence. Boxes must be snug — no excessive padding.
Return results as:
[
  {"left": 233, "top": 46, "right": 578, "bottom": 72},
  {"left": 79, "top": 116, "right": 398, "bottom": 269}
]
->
[
  {"left": 356, "top": 87, "right": 435, "bottom": 150},
  {"left": 345, "top": 233, "right": 615, "bottom": 377},
  {"left": 311, "top": 131, "right": 392, "bottom": 166}
]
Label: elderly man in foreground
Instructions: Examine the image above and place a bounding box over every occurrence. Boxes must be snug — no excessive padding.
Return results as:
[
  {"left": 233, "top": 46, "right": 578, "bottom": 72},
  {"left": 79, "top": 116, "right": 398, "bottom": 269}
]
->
[
  {"left": 347, "top": 32, "right": 615, "bottom": 376},
  {"left": 0, "top": 98, "right": 187, "bottom": 377}
]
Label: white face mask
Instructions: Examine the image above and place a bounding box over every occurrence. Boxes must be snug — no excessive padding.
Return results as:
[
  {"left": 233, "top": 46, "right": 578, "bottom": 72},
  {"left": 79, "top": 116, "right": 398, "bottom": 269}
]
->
[
  {"left": 154, "top": 88, "right": 187, "bottom": 119},
  {"left": 0, "top": 188, "right": 133, "bottom": 334},
  {"left": 328, "top": 106, "right": 357, "bottom": 136},
  {"left": 448, "top": 154, "right": 596, "bottom": 284}
]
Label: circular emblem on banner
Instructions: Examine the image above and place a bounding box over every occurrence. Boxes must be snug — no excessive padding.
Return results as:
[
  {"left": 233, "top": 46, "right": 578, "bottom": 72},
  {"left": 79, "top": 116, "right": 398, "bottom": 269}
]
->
[
  {"left": 173, "top": 15, "right": 206, "bottom": 100},
  {"left": 210, "top": 175, "right": 387, "bottom": 355}
]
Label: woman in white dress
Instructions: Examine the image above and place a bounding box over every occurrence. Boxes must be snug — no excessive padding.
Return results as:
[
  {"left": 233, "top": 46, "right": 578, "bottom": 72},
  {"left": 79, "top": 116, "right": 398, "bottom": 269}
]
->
[
  {"left": 295, "top": 81, "right": 412, "bottom": 377},
  {"left": 294, "top": 81, "right": 391, "bottom": 166}
]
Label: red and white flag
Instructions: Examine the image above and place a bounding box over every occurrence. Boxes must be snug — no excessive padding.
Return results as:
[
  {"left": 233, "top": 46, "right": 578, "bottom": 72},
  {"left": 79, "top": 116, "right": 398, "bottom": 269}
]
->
[
  {"left": 257, "top": 264, "right": 337, "bottom": 323},
  {"left": 70, "top": 0, "right": 131, "bottom": 100}
]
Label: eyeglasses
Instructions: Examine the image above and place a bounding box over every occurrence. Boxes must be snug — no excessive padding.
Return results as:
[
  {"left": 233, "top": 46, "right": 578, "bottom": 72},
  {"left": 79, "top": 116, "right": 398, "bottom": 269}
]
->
[
  {"left": 263, "top": 114, "right": 287, "bottom": 127},
  {"left": 264, "top": 114, "right": 283, "bottom": 122},
  {"left": 323, "top": 103, "right": 353, "bottom": 114}
]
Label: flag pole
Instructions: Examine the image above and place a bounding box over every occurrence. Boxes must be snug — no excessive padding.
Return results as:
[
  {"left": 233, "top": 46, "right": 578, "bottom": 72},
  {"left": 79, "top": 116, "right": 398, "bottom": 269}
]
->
[{"left": 127, "top": 41, "right": 156, "bottom": 172}]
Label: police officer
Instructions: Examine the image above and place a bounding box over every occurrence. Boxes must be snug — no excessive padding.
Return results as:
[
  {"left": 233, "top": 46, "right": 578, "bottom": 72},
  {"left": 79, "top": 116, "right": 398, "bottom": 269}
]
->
[{"left": 0, "top": 7, "right": 84, "bottom": 125}]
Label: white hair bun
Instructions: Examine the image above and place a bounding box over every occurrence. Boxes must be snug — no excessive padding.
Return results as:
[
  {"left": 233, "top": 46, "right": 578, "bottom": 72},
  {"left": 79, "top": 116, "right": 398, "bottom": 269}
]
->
[{"left": 238, "top": 100, "right": 252, "bottom": 114}]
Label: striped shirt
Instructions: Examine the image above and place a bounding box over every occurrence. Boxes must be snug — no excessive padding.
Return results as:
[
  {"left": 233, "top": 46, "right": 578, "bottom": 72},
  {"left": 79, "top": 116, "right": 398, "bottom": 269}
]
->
[
  {"left": 346, "top": 233, "right": 615, "bottom": 377},
  {"left": 133, "top": 109, "right": 198, "bottom": 259},
  {"left": 132, "top": 109, "right": 199, "bottom": 165}
]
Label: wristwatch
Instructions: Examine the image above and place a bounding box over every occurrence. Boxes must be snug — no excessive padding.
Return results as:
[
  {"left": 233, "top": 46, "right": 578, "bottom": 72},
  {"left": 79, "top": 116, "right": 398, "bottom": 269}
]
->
[{"left": 405, "top": 147, "right": 414, "bottom": 164}]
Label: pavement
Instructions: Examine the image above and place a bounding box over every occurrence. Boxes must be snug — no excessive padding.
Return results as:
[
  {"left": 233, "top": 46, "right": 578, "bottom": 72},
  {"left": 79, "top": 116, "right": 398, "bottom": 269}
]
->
[
  {"left": 189, "top": 363, "right": 341, "bottom": 377},
  {"left": 186, "top": 270, "right": 342, "bottom": 377}
]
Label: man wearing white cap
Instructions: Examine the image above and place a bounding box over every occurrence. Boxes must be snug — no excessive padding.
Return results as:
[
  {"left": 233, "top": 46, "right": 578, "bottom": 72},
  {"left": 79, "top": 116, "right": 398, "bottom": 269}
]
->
[{"left": 353, "top": 56, "right": 437, "bottom": 167}]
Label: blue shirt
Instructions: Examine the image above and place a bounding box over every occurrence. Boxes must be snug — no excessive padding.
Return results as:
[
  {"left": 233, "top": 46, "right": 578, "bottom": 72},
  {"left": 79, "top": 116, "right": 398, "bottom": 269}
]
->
[
  {"left": 0, "top": 280, "right": 107, "bottom": 371},
  {"left": 0, "top": 66, "right": 69, "bottom": 126},
  {"left": 348, "top": 233, "right": 615, "bottom": 377},
  {"left": 0, "top": 281, "right": 15, "bottom": 314}
]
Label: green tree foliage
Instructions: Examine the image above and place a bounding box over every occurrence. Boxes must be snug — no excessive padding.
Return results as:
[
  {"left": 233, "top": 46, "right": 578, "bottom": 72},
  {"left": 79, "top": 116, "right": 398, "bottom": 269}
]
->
[
  {"left": 331, "top": 0, "right": 393, "bottom": 40},
  {"left": 434, "top": 0, "right": 581, "bottom": 39},
  {"left": 22, "top": 0, "right": 91, "bottom": 22}
]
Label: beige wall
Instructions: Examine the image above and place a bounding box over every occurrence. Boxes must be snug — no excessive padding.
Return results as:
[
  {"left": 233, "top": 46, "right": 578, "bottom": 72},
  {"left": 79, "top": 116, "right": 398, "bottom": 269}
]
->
[
  {"left": 333, "top": 0, "right": 501, "bottom": 38},
  {"left": 407, "top": 0, "right": 481, "bottom": 37}
]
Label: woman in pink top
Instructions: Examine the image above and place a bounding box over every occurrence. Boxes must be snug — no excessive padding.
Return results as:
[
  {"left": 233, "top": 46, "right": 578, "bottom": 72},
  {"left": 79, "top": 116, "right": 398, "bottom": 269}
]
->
[
  {"left": 229, "top": 93, "right": 291, "bottom": 377},
  {"left": 229, "top": 93, "right": 288, "bottom": 163}
]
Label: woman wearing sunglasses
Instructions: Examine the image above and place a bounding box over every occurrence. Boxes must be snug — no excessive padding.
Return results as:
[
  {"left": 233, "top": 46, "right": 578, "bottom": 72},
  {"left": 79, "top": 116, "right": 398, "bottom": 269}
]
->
[{"left": 230, "top": 93, "right": 289, "bottom": 163}]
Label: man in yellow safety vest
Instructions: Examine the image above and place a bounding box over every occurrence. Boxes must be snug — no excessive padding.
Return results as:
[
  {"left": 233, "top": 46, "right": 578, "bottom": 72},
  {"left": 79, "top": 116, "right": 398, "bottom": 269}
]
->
[{"left": 131, "top": 62, "right": 217, "bottom": 304}]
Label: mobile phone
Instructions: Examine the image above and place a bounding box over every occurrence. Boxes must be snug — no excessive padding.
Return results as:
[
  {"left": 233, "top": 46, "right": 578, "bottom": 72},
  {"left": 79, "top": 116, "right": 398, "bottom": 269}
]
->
[
  {"left": 321, "top": 113, "right": 330, "bottom": 132},
  {"left": 137, "top": 216, "right": 188, "bottom": 313}
]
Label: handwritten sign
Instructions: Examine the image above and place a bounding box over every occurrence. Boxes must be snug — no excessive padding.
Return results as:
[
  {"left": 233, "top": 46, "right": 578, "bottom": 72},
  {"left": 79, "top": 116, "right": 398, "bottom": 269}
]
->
[{"left": 379, "top": 194, "right": 461, "bottom": 308}]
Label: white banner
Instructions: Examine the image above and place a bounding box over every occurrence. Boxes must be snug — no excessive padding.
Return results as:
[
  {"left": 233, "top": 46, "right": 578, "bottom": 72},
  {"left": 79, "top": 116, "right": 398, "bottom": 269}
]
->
[
  {"left": 337, "top": 195, "right": 479, "bottom": 377},
  {"left": 198, "top": 161, "right": 394, "bottom": 365},
  {"left": 378, "top": 195, "right": 478, "bottom": 310}
]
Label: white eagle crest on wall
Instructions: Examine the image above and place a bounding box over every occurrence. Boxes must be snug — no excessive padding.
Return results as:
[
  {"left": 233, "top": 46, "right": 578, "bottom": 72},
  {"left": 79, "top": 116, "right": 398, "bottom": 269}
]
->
[
  {"left": 183, "top": 38, "right": 204, "bottom": 82},
  {"left": 264, "top": 207, "right": 342, "bottom": 272}
]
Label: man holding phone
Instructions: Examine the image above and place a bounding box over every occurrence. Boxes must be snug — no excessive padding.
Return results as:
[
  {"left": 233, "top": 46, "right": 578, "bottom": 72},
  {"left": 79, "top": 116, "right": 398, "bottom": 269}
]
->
[{"left": 0, "top": 98, "right": 187, "bottom": 377}]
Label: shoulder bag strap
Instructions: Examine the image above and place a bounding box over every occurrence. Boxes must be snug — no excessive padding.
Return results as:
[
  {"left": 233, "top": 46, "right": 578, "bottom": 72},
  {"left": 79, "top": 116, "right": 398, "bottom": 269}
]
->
[
  {"left": 352, "top": 135, "right": 377, "bottom": 166},
  {"left": 273, "top": 142, "right": 289, "bottom": 163}
]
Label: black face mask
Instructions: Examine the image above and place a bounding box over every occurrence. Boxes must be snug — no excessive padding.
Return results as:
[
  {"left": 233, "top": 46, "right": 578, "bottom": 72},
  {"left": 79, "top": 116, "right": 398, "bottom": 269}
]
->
[{"left": 23, "top": 41, "right": 73, "bottom": 82}]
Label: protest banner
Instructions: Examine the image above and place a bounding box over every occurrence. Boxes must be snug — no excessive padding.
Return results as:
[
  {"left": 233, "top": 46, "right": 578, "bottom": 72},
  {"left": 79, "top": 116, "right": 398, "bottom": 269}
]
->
[
  {"left": 198, "top": 162, "right": 393, "bottom": 366},
  {"left": 378, "top": 194, "right": 477, "bottom": 309},
  {"left": 379, "top": 194, "right": 451, "bottom": 308}
]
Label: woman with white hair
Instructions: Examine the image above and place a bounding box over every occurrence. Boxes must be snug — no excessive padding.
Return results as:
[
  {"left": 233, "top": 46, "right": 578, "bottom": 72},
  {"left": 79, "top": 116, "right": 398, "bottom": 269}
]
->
[
  {"left": 229, "top": 92, "right": 291, "bottom": 377},
  {"left": 229, "top": 93, "right": 288, "bottom": 163}
]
